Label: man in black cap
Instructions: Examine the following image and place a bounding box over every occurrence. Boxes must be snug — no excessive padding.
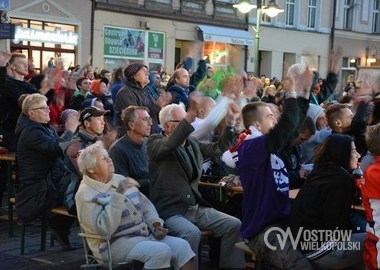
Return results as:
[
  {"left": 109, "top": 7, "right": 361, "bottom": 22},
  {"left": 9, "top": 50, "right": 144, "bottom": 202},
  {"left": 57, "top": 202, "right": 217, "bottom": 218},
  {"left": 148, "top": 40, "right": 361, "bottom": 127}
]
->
[{"left": 60, "top": 107, "right": 108, "bottom": 215}]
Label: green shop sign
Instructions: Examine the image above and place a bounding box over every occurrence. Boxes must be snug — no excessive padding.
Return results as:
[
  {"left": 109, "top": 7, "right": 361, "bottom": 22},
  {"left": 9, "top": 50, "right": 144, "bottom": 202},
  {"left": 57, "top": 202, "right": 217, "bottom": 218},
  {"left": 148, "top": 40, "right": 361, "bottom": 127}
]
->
[
  {"left": 104, "top": 26, "right": 165, "bottom": 60},
  {"left": 148, "top": 32, "right": 164, "bottom": 59}
]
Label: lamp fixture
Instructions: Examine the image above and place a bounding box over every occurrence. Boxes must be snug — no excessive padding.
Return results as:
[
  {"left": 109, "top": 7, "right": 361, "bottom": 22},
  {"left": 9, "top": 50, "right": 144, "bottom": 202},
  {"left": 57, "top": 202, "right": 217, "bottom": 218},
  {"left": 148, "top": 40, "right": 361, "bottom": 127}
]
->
[
  {"left": 262, "top": 0, "right": 284, "bottom": 17},
  {"left": 233, "top": 0, "right": 257, "bottom": 14},
  {"left": 139, "top": 21, "right": 150, "bottom": 30},
  {"left": 233, "top": 0, "right": 283, "bottom": 76},
  {"left": 365, "top": 46, "right": 377, "bottom": 64}
]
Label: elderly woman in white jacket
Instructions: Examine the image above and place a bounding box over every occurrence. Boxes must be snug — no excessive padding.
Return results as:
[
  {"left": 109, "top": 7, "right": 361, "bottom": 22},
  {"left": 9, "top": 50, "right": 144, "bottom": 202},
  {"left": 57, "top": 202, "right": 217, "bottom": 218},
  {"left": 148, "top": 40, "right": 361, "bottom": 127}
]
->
[{"left": 75, "top": 141, "right": 196, "bottom": 270}]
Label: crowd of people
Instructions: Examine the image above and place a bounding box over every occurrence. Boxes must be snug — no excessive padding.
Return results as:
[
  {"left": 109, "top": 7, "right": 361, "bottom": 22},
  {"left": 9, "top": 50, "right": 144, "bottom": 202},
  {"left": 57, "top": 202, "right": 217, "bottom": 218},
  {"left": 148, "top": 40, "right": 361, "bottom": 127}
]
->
[{"left": 0, "top": 42, "right": 380, "bottom": 269}]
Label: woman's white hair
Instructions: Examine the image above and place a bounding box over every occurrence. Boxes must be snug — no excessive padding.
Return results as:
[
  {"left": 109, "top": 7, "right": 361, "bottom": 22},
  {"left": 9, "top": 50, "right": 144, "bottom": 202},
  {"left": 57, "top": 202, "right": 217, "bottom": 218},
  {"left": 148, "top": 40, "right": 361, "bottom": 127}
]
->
[
  {"left": 77, "top": 141, "right": 107, "bottom": 175},
  {"left": 159, "top": 103, "right": 185, "bottom": 131}
]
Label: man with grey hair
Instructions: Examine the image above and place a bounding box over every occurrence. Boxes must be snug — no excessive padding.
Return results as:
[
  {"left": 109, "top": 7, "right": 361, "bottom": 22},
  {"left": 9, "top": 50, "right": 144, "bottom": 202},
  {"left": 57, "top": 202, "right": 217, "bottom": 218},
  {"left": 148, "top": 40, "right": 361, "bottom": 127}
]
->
[{"left": 147, "top": 95, "right": 245, "bottom": 269}]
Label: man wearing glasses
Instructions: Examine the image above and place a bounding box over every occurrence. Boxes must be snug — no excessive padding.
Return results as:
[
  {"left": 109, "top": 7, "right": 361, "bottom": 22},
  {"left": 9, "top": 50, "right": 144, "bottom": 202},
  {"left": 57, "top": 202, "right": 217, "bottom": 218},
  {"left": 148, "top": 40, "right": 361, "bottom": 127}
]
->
[
  {"left": 109, "top": 105, "right": 152, "bottom": 197},
  {"left": 147, "top": 95, "right": 245, "bottom": 269}
]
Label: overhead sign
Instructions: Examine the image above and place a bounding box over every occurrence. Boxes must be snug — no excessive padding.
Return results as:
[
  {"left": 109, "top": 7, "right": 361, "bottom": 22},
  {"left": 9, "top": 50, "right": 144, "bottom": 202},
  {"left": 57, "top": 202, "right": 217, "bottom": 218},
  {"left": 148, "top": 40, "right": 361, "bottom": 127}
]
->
[
  {"left": 0, "top": 23, "right": 15, "bottom": 39},
  {"left": 0, "top": 0, "right": 9, "bottom": 11},
  {"left": 13, "top": 26, "right": 79, "bottom": 45},
  {"left": 198, "top": 25, "right": 254, "bottom": 46}
]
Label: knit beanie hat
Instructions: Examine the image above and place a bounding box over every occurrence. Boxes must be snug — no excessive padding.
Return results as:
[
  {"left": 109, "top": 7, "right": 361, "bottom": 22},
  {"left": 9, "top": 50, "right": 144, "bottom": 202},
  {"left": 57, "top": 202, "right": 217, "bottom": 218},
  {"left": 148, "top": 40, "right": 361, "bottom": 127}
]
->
[
  {"left": 124, "top": 63, "right": 148, "bottom": 83},
  {"left": 307, "top": 104, "right": 324, "bottom": 126},
  {"left": 60, "top": 109, "right": 78, "bottom": 124}
]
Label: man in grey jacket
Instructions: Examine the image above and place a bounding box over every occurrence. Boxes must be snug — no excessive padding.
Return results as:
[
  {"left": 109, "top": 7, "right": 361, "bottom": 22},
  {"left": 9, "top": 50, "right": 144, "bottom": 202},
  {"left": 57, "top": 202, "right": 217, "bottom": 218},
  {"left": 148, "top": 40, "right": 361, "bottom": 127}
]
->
[{"left": 147, "top": 94, "right": 245, "bottom": 269}]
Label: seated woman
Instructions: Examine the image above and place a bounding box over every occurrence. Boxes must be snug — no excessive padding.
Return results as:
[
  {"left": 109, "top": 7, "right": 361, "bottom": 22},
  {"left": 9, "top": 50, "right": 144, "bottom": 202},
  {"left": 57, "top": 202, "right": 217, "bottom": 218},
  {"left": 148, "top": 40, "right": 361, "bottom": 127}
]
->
[
  {"left": 75, "top": 141, "right": 196, "bottom": 270},
  {"left": 15, "top": 93, "right": 78, "bottom": 249},
  {"left": 290, "top": 134, "right": 365, "bottom": 269}
]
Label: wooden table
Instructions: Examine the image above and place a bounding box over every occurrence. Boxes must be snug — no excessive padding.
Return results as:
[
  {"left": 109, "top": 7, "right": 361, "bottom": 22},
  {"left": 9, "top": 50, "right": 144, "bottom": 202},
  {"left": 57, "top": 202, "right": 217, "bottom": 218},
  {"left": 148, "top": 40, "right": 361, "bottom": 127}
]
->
[{"left": 199, "top": 181, "right": 298, "bottom": 199}]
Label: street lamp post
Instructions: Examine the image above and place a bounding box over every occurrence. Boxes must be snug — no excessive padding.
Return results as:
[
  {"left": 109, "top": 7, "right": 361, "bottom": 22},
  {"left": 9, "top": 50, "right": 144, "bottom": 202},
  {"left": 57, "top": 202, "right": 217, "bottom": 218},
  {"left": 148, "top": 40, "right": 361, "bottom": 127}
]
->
[{"left": 233, "top": 0, "right": 283, "bottom": 76}]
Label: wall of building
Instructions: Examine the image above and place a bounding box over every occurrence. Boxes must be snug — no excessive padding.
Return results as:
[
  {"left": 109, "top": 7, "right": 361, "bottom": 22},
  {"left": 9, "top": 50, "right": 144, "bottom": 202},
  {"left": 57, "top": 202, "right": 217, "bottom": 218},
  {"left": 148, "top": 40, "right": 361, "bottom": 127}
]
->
[
  {"left": 7, "top": 0, "right": 92, "bottom": 66},
  {"left": 252, "top": 26, "right": 330, "bottom": 78}
]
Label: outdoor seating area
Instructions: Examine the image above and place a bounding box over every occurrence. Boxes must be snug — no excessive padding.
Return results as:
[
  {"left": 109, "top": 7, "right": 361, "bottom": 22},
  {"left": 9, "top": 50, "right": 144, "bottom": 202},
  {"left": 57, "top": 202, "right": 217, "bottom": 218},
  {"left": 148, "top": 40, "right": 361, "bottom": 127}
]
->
[{"left": 0, "top": 194, "right": 225, "bottom": 269}]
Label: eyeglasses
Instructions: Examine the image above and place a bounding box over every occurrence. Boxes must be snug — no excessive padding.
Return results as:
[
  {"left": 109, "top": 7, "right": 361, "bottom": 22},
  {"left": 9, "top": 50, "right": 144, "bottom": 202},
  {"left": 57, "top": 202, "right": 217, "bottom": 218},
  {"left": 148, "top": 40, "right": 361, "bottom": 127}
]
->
[
  {"left": 132, "top": 116, "right": 153, "bottom": 122},
  {"left": 31, "top": 106, "right": 50, "bottom": 112},
  {"left": 141, "top": 116, "right": 153, "bottom": 122}
]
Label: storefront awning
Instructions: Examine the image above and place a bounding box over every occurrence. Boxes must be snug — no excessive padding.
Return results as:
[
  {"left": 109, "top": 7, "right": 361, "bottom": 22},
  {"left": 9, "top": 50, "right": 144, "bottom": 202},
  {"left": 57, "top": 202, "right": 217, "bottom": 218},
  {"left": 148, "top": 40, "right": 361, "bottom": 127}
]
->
[{"left": 197, "top": 25, "right": 254, "bottom": 46}]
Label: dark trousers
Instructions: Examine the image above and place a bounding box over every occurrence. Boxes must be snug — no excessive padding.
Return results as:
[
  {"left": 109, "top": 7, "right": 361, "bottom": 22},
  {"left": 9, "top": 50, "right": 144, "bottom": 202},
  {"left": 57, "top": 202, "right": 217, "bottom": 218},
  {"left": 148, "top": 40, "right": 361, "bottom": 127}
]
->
[
  {"left": 48, "top": 213, "right": 76, "bottom": 237},
  {"left": 246, "top": 225, "right": 313, "bottom": 270}
]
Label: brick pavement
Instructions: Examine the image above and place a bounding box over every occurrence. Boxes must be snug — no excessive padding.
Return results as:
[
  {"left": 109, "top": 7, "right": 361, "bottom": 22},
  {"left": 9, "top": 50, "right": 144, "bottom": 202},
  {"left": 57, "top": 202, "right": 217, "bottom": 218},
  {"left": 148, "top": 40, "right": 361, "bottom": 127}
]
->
[{"left": 0, "top": 205, "right": 216, "bottom": 270}]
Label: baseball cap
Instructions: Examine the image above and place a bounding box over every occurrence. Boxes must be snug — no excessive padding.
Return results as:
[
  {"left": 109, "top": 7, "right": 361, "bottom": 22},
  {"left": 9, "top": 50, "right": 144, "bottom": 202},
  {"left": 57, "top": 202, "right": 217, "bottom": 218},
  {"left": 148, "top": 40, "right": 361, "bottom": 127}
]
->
[{"left": 79, "top": 106, "right": 107, "bottom": 125}]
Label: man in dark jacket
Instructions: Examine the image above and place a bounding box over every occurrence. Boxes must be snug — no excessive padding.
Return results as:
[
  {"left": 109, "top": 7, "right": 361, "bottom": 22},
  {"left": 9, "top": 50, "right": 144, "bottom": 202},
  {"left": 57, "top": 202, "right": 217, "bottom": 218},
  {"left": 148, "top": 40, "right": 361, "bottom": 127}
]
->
[
  {"left": 114, "top": 63, "right": 170, "bottom": 135},
  {"left": 0, "top": 52, "right": 39, "bottom": 151},
  {"left": 147, "top": 95, "right": 245, "bottom": 269},
  {"left": 167, "top": 68, "right": 194, "bottom": 108}
]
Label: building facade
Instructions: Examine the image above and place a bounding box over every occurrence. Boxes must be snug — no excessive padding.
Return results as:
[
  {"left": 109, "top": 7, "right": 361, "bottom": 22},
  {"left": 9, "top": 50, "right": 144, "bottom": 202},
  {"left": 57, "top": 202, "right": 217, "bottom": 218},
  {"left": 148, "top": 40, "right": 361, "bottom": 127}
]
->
[
  {"left": 1, "top": 0, "right": 379, "bottom": 85},
  {"left": 5, "top": 0, "right": 91, "bottom": 72}
]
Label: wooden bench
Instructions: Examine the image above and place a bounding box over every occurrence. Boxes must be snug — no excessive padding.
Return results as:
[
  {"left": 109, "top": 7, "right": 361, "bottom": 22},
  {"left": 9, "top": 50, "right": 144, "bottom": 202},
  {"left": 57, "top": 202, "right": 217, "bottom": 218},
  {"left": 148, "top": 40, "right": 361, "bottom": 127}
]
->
[
  {"left": 235, "top": 241, "right": 256, "bottom": 269},
  {"left": 9, "top": 196, "right": 76, "bottom": 255}
]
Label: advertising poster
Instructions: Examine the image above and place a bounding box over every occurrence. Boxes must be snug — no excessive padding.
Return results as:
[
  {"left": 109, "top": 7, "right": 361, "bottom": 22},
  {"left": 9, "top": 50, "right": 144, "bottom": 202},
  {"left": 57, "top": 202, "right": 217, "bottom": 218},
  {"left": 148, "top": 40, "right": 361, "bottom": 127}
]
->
[{"left": 104, "top": 26, "right": 145, "bottom": 58}]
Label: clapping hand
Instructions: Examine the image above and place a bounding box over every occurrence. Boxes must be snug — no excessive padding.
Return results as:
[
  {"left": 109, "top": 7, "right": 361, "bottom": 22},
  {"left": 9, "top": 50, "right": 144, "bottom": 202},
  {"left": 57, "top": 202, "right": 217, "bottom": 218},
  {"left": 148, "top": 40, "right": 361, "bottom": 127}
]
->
[
  {"left": 0, "top": 51, "right": 11, "bottom": 67},
  {"left": 153, "top": 225, "right": 168, "bottom": 240},
  {"left": 116, "top": 178, "right": 140, "bottom": 194},
  {"left": 287, "top": 64, "right": 313, "bottom": 99},
  {"left": 225, "top": 102, "right": 241, "bottom": 127},
  {"left": 65, "top": 111, "right": 80, "bottom": 133},
  {"left": 185, "top": 92, "right": 203, "bottom": 123}
]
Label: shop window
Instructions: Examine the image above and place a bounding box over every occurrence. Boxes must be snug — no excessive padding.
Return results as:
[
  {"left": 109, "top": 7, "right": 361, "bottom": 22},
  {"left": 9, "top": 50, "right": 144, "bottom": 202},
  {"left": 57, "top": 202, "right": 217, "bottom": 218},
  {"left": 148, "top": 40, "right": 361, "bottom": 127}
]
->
[
  {"left": 30, "top": 20, "right": 43, "bottom": 47},
  {"left": 59, "top": 53, "right": 75, "bottom": 69},
  {"left": 31, "top": 50, "right": 41, "bottom": 73},
  {"left": 42, "top": 51, "right": 55, "bottom": 69},
  {"left": 204, "top": 41, "right": 227, "bottom": 66},
  {"left": 11, "top": 18, "right": 28, "bottom": 45},
  {"left": 301, "top": 54, "right": 319, "bottom": 71},
  {"left": 11, "top": 18, "right": 77, "bottom": 72}
]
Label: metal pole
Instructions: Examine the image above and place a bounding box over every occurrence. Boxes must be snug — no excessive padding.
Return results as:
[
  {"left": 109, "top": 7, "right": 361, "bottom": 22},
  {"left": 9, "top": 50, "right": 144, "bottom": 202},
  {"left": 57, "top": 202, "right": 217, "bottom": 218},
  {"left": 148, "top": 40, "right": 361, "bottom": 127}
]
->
[{"left": 253, "top": 0, "right": 262, "bottom": 76}]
